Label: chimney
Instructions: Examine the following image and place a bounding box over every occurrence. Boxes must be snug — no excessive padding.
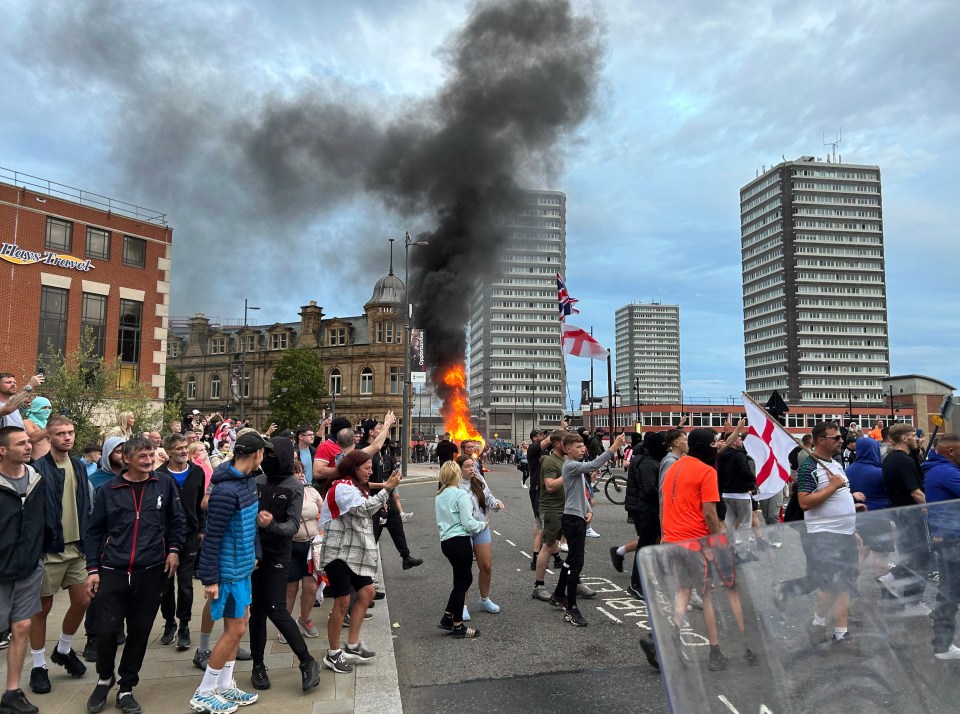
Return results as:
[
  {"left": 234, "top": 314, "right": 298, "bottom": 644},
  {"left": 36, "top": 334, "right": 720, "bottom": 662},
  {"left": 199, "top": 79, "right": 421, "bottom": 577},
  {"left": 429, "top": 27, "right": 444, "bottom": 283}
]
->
[
  {"left": 297, "top": 301, "right": 324, "bottom": 348},
  {"left": 185, "top": 313, "right": 210, "bottom": 356}
]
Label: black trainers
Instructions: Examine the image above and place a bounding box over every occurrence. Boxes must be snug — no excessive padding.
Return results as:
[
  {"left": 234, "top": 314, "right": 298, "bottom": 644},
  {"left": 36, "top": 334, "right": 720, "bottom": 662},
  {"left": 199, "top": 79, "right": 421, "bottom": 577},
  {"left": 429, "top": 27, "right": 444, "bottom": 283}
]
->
[
  {"left": 176, "top": 626, "right": 191, "bottom": 651},
  {"left": 341, "top": 613, "right": 373, "bottom": 626},
  {"left": 192, "top": 648, "right": 211, "bottom": 671},
  {"left": 250, "top": 664, "right": 270, "bottom": 691},
  {"left": 344, "top": 641, "right": 376, "bottom": 662},
  {"left": 82, "top": 637, "right": 98, "bottom": 663},
  {"left": 552, "top": 556, "right": 563, "bottom": 570},
  {"left": 373, "top": 590, "right": 386, "bottom": 600},
  {"left": 402, "top": 557, "right": 423, "bottom": 570},
  {"left": 745, "top": 647, "right": 759, "bottom": 666},
  {"left": 626, "top": 584, "right": 645, "bottom": 601},
  {"left": 564, "top": 608, "right": 588, "bottom": 627},
  {"left": 548, "top": 594, "right": 567, "bottom": 611},
  {"left": 1, "top": 688, "right": 38, "bottom": 714},
  {"left": 322, "top": 651, "right": 353, "bottom": 674},
  {"left": 609, "top": 546, "right": 624, "bottom": 573},
  {"left": 28, "top": 667, "right": 50, "bottom": 695},
  {"left": 0, "top": 630, "right": 10, "bottom": 650},
  {"left": 159, "top": 622, "right": 177, "bottom": 646},
  {"left": 708, "top": 647, "right": 729, "bottom": 671},
  {"left": 300, "top": 658, "right": 320, "bottom": 692},
  {"left": 50, "top": 647, "right": 87, "bottom": 677},
  {"left": 85, "top": 676, "right": 114, "bottom": 713},
  {"left": 115, "top": 690, "right": 141, "bottom": 714},
  {"left": 437, "top": 613, "right": 454, "bottom": 631},
  {"left": 639, "top": 633, "right": 660, "bottom": 670}
]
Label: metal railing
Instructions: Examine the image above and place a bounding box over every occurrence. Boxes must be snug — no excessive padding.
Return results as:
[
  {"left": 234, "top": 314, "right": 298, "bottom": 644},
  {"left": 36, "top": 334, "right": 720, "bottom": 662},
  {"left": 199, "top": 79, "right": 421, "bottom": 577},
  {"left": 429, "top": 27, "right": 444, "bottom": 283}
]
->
[{"left": 1, "top": 166, "right": 167, "bottom": 226}]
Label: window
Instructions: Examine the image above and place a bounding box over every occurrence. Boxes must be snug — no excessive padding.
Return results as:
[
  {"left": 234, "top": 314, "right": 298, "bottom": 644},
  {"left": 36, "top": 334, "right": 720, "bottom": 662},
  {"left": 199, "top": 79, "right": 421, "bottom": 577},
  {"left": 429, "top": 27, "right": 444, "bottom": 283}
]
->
[
  {"left": 242, "top": 335, "right": 257, "bottom": 352},
  {"left": 329, "top": 328, "right": 346, "bottom": 346},
  {"left": 85, "top": 227, "right": 111, "bottom": 260},
  {"left": 186, "top": 375, "right": 197, "bottom": 399},
  {"left": 117, "top": 299, "right": 142, "bottom": 386},
  {"left": 122, "top": 235, "right": 146, "bottom": 268},
  {"left": 241, "top": 371, "right": 250, "bottom": 398},
  {"left": 81, "top": 293, "right": 107, "bottom": 358},
  {"left": 45, "top": 217, "right": 72, "bottom": 252},
  {"left": 375, "top": 322, "right": 383, "bottom": 343},
  {"left": 210, "top": 374, "right": 221, "bottom": 399},
  {"left": 385, "top": 323, "right": 394, "bottom": 343},
  {"left": 329, "top": 368, "right": 342, "bottom": 395},
  {"left": 209, "top": 337, "right": 226, "bottom": 354},
  {"left": 167, "top": 340, "right": 180, "bottom": 358},
  {"left": 360, "top": 367, "right": 373, "bottom": 395},
  {"left": 38, "top": 286, "right": 69, "bottom": 358},
  {"left": 390, "top": 366, "right": 401, "bottom": 395},
  {"left": 271, "top": 333, "right": 288, "bottom": 350}
]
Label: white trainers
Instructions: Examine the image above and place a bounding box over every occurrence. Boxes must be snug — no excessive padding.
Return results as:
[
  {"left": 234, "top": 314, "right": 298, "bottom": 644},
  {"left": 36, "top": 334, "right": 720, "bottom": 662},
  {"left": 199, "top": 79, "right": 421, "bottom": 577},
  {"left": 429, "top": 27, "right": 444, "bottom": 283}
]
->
[
  {"left": 900, "top": 602, "right": 932, "bottom": 617},
  {"left": 585, "top": 528, "right": 601, "bottom": 538},
  {"left": 935, "top": 643, "right": 960, "bottom": 660},
  {"left": 559, "top": 543, "right": 569, "bottom": 552},
  {"left": 401, "top": 512, "right": 413, "bottom": 522},
  {"left": 189, "top": 690, "right": 239, "bottom": 713}
]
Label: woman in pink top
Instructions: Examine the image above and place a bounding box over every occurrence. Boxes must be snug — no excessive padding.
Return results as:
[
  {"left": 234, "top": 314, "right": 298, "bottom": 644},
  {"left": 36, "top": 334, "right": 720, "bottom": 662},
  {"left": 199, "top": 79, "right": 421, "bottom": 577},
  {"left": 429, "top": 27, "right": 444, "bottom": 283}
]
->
[{"left": 188, "top": 442, "right": 214, "bottom": 490}]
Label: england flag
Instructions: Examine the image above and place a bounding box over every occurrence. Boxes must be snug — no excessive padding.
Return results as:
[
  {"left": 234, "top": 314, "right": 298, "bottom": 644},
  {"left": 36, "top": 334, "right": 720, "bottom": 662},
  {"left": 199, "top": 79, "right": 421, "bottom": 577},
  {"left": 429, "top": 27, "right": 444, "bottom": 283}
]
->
[
  {"left": 561, "top": 323, "right": 609, "bottom": 360},
  {"left": 742, "top": 393, "right": 797, "bottom": 495}
]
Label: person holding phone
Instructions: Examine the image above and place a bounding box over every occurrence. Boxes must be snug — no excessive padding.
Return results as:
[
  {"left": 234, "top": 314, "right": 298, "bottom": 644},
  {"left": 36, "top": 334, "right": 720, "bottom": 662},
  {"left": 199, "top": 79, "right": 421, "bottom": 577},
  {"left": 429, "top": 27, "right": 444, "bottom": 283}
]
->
[
  {"left": 359, "top": 420, "right": 422, "bottom": 573},
  {"left": 319, "top": 451, "right": 400, "bottom": 674}
]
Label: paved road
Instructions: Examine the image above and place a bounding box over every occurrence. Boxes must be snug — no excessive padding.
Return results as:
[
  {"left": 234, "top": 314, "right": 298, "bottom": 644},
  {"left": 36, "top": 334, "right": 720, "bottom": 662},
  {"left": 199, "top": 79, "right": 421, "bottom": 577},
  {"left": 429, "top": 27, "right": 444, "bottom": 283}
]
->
[{"left": 379, "top": 464, "right": 668, "bottom": 714}]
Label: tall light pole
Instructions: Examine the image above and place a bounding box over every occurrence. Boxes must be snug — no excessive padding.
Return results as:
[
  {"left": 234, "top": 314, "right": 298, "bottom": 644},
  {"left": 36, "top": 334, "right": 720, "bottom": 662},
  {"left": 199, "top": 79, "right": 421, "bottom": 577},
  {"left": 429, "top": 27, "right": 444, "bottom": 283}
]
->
[
  {"left": 401, "top": 232, "right": 429, "bottom": 479},
  {"left": 239, "top": 298, "right": 259, "bottom": 422}
]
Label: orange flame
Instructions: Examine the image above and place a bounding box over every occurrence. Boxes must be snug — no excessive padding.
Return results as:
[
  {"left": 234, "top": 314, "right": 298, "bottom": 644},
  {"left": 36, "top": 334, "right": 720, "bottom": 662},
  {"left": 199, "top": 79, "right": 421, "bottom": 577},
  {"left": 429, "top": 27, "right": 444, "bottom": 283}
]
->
[{"left": 441, "top": 363, "right": 486, "bottom": 450}]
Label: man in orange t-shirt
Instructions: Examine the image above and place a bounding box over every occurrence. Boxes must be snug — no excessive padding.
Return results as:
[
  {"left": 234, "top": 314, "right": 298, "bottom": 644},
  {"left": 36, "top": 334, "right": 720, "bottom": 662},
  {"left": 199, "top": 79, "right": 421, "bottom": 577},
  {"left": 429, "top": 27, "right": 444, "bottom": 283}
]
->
[{"left": 650, "top": 428, "right": 754, "bottom": 673}]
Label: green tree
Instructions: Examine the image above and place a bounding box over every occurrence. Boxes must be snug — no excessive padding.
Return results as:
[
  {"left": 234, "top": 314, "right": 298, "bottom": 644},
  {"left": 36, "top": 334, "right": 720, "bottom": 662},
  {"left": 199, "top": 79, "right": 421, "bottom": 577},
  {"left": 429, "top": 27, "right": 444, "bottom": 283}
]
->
[
  {"left": 268, "top": 347, "right": 327, "bottom": 430},
  {"left": 163, "top": 365, "right": 185, "bottom": 430},
  {"left": 40, "top": 330, "right": 119, "bottom": 449},
  {"left": 115, "top": 378, "right": 162, "bottom": 434}
]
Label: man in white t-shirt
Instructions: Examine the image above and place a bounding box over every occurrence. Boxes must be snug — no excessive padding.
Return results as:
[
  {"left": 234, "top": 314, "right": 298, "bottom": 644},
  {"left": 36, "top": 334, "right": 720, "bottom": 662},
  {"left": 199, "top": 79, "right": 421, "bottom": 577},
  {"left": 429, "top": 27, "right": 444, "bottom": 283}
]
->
[{"left": 797, "top": 421, "right": 866, "bottom": 654}]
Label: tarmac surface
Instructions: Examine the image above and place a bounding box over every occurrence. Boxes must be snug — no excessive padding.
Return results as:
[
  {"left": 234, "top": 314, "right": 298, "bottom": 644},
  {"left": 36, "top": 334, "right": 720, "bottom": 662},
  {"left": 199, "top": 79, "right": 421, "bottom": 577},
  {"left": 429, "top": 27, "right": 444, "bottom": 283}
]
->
[{"left": 382, "top": 462, "right": 668, "bottom": 714}]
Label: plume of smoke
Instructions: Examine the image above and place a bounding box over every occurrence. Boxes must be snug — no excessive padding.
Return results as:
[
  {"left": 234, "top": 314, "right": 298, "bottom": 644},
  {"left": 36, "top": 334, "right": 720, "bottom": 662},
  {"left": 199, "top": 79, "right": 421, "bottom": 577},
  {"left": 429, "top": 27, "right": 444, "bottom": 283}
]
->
[{"left": 374, "top": 0, "right": 605, "bottom": 403}]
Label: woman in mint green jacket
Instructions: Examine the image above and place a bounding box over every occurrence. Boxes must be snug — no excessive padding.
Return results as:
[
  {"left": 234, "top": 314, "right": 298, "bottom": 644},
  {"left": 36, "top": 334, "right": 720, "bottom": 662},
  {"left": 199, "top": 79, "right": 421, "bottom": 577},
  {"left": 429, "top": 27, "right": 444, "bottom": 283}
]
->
[{"left": 435, "top": 461, "right": 486, "bottom": 638}]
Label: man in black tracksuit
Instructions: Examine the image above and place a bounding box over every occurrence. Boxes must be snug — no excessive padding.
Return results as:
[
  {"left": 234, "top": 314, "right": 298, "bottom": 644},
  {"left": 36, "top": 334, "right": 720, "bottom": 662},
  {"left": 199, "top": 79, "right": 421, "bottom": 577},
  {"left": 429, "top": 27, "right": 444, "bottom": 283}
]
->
[
  {"left": 248, "top": 436, "right": 319, "bottom": 692},
  {"left": 361, "top": 419, "right": 422, "bottom": 571},
  {"left": 156, "top": 433, "right": 206, "bottom": 651},
  {"left": 84, "top": 436, "right": 185, "bottom": 714},
  {"left": 623, "top": 432, "right": 667, "bottom": 597}
]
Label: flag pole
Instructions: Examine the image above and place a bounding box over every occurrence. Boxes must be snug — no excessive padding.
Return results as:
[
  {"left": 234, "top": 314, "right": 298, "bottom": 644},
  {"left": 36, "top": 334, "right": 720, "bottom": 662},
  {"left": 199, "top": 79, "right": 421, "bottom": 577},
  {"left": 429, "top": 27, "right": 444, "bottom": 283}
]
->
[
  {"left": 606, "top": 353, "right": 615, "bottom": 435},
  {"left": 588, "top": 326, "right": 594, "bottom": 431}
]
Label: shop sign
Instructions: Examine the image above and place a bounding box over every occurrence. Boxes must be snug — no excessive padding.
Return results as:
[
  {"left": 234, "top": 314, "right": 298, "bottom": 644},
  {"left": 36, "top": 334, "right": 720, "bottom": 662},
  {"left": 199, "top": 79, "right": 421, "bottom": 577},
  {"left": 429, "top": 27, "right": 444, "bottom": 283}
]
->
[{"left": 0, "top": 242, "right": 95, "bottom": 272}]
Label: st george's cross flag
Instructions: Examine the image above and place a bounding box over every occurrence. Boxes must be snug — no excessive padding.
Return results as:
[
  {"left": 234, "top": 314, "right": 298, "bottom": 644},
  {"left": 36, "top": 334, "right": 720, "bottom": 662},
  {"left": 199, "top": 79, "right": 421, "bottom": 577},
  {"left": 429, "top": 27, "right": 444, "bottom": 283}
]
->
[
  {"left": 741, "top": 392, "right": 797, "bottom": 495},
  {"left": 556, "top": 273, "right": 580, "bottom": 322},
  {"left": 561, "top": 323, "right": 609, "bottom": 360}
]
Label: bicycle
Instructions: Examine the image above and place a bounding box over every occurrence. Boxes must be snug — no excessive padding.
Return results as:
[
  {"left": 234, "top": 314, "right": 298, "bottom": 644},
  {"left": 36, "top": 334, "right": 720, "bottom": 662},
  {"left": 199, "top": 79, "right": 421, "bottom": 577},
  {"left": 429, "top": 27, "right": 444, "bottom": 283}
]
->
[{"left": 597, "top": 464, "right": 627, "bottom": 505}]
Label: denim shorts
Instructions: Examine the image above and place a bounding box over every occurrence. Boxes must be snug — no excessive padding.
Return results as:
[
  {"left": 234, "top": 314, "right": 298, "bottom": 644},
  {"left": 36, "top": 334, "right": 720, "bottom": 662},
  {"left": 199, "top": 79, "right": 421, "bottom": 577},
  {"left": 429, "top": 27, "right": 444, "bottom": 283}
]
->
[{"left": 471, "top": 527, "right": 492, "bottom": 546}]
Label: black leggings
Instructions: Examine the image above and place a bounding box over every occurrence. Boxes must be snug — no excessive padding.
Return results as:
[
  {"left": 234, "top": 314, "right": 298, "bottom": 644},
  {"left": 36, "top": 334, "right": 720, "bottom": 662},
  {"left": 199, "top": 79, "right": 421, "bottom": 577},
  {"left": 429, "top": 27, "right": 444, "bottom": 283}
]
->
[
  {"left": 249, "top": 560, "right": 311, "bottom": 666},
  {"left": 440, "top": 536, "right": 474, "bottom": 618},
  {"left": 373, "top": 500, "right": 411, "bottom": 560},
  {"left": 555, "top": 515, "right": 587, "bottom": 610}
]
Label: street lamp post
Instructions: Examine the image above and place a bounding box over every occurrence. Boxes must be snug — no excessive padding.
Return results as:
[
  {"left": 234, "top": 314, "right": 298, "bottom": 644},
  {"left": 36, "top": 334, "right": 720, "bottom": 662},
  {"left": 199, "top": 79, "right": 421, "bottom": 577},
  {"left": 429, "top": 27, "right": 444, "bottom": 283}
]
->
[
  {"left": 239, "top": 298, "right": 260, "bottom": 422},
  {"left": 401, "top": 232, "right": 429, "bottom": 480}
]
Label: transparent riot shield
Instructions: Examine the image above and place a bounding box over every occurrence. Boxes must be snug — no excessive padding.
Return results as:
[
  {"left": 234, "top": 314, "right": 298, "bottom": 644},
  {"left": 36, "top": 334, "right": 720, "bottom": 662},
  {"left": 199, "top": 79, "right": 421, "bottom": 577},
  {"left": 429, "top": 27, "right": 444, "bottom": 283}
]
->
[{"left": 637, "top": 500, "right": 960, "bottom": 714}]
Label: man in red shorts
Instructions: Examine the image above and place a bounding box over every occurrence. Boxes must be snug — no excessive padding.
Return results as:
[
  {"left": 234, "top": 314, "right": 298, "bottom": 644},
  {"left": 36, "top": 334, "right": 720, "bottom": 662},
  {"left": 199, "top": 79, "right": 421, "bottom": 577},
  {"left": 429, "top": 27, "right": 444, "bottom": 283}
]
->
[{"left": 641, "top": 428, "right": 755, "bottom": 672}]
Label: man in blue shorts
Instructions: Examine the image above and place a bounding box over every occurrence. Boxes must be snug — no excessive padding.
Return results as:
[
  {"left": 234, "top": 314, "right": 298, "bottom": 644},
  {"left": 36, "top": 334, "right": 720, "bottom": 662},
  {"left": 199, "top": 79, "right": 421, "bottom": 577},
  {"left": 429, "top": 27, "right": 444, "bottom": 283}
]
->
[{"left": 190, "top": 432, "right": 270, "bottom": 714}]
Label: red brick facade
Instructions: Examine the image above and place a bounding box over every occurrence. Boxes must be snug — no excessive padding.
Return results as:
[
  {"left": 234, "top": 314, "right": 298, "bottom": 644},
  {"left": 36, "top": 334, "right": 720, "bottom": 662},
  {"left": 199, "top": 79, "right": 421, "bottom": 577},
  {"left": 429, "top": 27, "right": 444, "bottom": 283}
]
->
[{"left": 0, "top": 181, "right": 173, "bottom": 397}]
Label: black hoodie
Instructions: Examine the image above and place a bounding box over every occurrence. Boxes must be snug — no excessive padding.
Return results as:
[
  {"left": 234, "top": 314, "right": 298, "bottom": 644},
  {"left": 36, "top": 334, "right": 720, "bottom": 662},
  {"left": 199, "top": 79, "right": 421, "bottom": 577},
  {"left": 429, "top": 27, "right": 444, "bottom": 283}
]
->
[{"left": 255, "top": 436, "right": 304, "bottom": 566}]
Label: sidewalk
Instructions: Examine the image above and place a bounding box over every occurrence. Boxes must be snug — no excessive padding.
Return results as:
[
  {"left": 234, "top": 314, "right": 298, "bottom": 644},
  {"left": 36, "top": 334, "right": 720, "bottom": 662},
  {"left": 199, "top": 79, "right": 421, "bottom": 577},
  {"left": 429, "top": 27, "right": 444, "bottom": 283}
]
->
[{"left": 0, "top": 557, "right": 401, "bottom": 714}]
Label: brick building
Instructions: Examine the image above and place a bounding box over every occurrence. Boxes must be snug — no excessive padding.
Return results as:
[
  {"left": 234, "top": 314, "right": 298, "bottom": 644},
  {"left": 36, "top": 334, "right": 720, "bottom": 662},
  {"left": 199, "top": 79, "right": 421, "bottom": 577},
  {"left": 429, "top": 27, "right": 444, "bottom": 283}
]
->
[
  {"left": 166, "top": 269, "right": 408, "bottom": 431},
  {"left": 0, "top": 168, "right": 172, "bottom": 399}
]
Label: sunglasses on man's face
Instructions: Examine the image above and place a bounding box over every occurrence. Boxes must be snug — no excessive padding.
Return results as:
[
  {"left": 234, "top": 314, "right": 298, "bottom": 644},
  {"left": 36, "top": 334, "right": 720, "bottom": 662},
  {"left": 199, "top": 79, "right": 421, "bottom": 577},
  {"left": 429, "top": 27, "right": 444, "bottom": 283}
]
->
[{"left": 823, "top": 435, "right": 843, "bottom": 441}]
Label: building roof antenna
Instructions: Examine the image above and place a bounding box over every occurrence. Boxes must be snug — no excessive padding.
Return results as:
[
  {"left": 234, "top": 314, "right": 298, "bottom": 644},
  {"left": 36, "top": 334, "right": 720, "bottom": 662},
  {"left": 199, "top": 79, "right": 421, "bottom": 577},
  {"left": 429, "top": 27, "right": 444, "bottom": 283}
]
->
[{"left": 823, "top": 128, "right": 842, "bottom": 163}]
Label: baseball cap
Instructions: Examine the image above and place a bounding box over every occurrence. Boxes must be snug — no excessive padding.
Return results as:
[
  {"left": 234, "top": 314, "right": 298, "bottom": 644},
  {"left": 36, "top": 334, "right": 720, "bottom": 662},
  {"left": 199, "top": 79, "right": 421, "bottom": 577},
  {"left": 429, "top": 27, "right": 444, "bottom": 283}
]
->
[
  {"left": 234, "top": 432, "right": 274, "bottom": 456},
  {"left": 530, "top": 428, "right": 544, "bottom": 439},
  {"left": 192, "top": 409, "right": 200, "bottom": 415}
]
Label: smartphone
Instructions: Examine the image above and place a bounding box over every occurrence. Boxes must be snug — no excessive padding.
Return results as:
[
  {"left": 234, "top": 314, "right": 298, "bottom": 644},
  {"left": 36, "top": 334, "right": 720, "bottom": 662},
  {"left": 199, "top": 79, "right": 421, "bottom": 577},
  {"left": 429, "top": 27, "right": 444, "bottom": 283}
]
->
[{"left": 38, "top": 367, "right": 45, "bottom": 376}]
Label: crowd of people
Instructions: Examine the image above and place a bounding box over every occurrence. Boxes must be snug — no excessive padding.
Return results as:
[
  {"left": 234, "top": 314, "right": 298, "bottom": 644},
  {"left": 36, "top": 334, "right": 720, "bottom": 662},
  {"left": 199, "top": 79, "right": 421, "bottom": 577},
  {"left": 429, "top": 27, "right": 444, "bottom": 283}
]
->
[
  {"left": 0, "top": 368, "right": 423, "bottom": 714},
  {"left": 4, "top": 359, "right": 960, "bottom": 712}
]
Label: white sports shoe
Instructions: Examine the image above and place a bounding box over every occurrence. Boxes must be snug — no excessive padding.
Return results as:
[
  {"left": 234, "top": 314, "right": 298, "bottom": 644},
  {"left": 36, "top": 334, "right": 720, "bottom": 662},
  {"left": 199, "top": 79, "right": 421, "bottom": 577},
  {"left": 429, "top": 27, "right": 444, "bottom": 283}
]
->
[
  {"left": 585, "top": 528, "right": 601, "bottom": 538},
  {"left": 935, "top": 644, "right": 960, "bottom": 660}
]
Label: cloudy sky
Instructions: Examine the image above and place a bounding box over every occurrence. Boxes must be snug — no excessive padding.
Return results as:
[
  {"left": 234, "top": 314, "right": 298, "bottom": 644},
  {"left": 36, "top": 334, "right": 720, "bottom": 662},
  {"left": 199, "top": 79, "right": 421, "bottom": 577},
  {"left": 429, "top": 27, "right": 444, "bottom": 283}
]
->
[{"left": 2, "top": 0, "right": 958, "bottom": 405}]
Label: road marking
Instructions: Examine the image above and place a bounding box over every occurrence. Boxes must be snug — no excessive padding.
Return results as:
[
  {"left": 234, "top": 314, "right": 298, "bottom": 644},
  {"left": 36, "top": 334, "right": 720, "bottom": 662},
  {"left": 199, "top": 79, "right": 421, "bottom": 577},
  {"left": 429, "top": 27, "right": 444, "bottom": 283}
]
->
[
  {"left": 493, "top": 530, "right": 502, "bottom": 536},
  {"left": 596, "top": 606, "right": 622, "bottom": 624},
  {"left": 546, "top": 569, "right": 554, "bottom": 575},
  {"left": 520, "top": 551, "right": 532, "bottom": 559},
  {"left": 505, "top": 539, "right": 516, "bottom": 547}
]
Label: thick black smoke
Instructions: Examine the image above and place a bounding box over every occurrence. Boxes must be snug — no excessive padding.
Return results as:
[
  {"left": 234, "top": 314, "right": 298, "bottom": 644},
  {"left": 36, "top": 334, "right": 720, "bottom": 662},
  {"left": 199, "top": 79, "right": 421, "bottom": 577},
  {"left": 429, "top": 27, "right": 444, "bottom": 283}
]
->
[
  {"left": 13, "top": 0, "right": 603, "bottom": 379},
  {"left": 372, "top": 0, "right": 605, "bottom": 402}
]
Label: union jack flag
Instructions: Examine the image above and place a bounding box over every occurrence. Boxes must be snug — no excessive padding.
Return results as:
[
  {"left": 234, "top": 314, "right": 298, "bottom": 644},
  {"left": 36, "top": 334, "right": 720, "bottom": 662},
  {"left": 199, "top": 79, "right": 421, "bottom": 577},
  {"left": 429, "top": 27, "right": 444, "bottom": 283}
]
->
[{"left": 557, "top": 273, "right": 580, "bottom": 322}]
